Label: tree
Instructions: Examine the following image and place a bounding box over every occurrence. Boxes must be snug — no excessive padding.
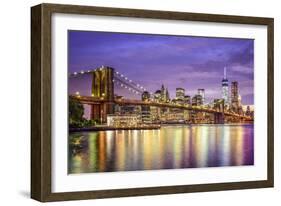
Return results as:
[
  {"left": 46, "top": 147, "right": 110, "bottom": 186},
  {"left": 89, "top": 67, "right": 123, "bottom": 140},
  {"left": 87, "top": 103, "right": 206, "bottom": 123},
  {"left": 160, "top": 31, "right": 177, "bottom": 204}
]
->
[{"left": 69, "top": 98, "right": 84, "bottom": 124}]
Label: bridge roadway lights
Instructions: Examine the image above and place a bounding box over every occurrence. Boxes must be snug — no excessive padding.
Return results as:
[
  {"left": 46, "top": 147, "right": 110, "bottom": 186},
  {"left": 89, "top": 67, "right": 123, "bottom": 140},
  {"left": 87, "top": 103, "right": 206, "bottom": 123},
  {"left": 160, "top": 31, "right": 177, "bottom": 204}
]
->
[{"left": 70, "top": 95, "right": 253, "bottom": 123}]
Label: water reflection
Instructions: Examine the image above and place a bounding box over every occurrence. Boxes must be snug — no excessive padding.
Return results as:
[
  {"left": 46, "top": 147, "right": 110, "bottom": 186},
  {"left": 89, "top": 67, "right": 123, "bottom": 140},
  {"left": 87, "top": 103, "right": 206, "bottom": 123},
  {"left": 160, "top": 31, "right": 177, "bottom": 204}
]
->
[{"left": 68, "top": 124, "right": 254, "bottom": 173}]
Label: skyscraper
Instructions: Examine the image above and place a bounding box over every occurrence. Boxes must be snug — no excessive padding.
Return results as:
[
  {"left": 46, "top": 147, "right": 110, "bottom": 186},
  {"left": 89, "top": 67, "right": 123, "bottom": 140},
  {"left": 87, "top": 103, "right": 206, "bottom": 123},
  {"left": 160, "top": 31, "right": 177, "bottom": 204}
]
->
[
  {"left": 221, "top": 67, "right": 229, "bottom": 105},
  {"left": 141, "top": 91, "right": 151, "bottom": 102},
  {"left": 160, "top": 84, "right": 170, "bottom": 102},
  {"left": 238, "top": 94, "right": 242, "bottom": 107},
  {"left": 184, "top": 95, "right": 191, "bottom": 105},
  {"left": 154, "top": 90, "right": 161, "bottom": 102},
  {"left": 176, "top": 88, "right": 185, "bottom": 100},
  {"left": 192, "top": 95, "right": 203, "bottom": 106},
  {"left": 231, "top": 81, "right": 239, "bottom": 110},
  {"left": 198, "top": 89, "right": 205, "bottom": 105},
  {"left": 141, "top": 91, "right": 151, "bottom": 123},
  {"left": 160, "top": 84, "right": 165, "bottom": 102},
  {"left": 166, "top": 88, "right": 170, "bottom": 102}
]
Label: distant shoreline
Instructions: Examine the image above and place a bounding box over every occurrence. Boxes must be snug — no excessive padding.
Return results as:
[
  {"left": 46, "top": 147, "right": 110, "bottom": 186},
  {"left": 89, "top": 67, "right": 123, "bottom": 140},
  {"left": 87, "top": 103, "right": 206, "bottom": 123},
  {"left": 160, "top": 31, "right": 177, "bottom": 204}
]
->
[{"left": 69, "top": 125, "right": 161, "bottom": 132}]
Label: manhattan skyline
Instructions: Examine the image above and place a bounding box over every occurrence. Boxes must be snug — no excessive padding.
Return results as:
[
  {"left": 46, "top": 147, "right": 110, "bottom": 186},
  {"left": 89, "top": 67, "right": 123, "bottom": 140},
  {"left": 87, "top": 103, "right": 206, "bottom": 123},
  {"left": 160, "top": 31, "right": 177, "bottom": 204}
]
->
[{"left": 68, "top": 30, "right": 254, "bottom": 104}]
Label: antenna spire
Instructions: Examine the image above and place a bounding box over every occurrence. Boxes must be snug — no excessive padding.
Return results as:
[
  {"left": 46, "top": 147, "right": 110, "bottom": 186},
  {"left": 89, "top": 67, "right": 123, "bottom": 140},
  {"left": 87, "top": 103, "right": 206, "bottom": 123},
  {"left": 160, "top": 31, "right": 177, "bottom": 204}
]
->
[{"left": 224, "top": 66, "right": 227, "bottom": 79}]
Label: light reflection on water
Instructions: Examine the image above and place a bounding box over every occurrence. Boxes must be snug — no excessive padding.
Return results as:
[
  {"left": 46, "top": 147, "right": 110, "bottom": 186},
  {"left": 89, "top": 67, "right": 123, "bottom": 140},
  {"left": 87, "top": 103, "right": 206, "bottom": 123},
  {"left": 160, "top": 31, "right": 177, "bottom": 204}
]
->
[{"left": 68, "top": 124, "right": 254, "bottom": 174}]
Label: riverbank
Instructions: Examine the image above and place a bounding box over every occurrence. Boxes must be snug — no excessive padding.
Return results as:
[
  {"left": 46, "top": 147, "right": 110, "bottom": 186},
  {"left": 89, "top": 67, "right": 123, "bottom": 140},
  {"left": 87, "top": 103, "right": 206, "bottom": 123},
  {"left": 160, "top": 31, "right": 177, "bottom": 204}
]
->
[{"left": 69, "top": 125, "right": 161, "bottom": 132}]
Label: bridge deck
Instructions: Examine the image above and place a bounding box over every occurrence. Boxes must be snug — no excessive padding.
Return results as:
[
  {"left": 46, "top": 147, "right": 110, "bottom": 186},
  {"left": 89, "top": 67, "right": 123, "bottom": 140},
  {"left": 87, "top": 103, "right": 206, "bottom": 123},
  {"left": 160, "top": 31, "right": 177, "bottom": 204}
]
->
[{"left": 70, "top": 95, "right": 252, "bottom": 120}]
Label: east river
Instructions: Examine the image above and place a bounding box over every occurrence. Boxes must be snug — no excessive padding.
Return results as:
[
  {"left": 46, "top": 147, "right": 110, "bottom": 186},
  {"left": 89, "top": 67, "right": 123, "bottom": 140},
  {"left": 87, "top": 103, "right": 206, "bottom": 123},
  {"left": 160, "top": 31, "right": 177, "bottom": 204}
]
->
[{"left": 68, "top": 124, "right": 254, "bottom": 174}]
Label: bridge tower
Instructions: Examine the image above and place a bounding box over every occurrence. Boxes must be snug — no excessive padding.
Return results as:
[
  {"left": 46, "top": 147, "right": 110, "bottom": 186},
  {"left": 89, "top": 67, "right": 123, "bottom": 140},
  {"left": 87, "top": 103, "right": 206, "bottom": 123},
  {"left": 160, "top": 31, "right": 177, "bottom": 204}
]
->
[
  {"left": 214, "top": 112, "right": 224, "bottom": 124},
  {"left": 213, "top": 99, "right": 225, "bottom": 124},
  {"left": 90, "top": 66, "right": 114, "bottom": 123}
]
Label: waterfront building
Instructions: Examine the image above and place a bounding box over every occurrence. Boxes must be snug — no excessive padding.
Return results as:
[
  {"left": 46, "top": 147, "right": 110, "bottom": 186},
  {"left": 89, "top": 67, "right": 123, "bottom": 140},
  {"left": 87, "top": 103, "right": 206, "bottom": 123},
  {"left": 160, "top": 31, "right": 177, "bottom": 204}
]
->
[
  {"left": 141, "top": 105, "right": 152, "bottom": 123},
  {"left": 170, "top": 91, "right": 190, "bottom": 122},
  {"left": 183, "top": 110, "right": 190, "bottom": 121},
  {"left": 222, "top": 67, "right": 229, "bottom": 105},
  {"left": 107, "top": 114, "right": 141, "bottom": 127},
  {"left": 141, "top": 91, "right": 152, "bottom": 123},
  {"left": 150, "top": 106, "right": 160, "bottom": 122},
  {"left": 198, "top": 89, "right": 205, "bottom": 105},
  {"left": 166, "top": 111, "right": 185, "bottom": 122}
]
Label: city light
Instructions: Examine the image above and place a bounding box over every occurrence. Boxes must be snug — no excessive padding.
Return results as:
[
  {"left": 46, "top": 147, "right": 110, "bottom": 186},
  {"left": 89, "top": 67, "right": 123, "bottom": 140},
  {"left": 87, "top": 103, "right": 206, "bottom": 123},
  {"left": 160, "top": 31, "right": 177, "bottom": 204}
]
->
[
  {"left": 70, "top": 66, "right": 253, "bottom": 126},
  {"left": 67, "top": 32, "right": 255, "bottom": 174}
]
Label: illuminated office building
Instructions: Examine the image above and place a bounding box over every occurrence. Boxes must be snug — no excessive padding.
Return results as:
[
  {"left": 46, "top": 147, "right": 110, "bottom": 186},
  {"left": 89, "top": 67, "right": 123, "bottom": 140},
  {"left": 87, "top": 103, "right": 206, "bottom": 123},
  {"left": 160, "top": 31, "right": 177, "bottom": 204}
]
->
[
  {"left": 165, "top": 88, "right": 170, "bottom": 102},
  {"left": 154, "top": 90, "right": 161, "bottom": 102},
  {"left": 142, "top": 91, "right": 151, "bottom": 102},
  {"left": 141, "top": 91, "right": 151, "bottom": 123},
  {"left": 107, "top": 114, "right": 141, "bottom": 127},
  {"left": 150, "top": 106, "right": 160, "bottom": 122},
  {"left": 192, "top": 95, "right": 203, "bottom": 106},
  {"left": 160, "top": 84, "right": 170, "bottom": 102},
  {"left": 176, "top": 88, "right": 185, "bottom": 100},
  {"left": 231, "top": 81, "right": 239, "bottom": 108},
  {"left": 184, "top": 95, "right": 191, "bottom": 105},
  {"left": 198, "top": 89, "right": 205, "bottom": 105},
  {"left": 238, "top": 94, "right": 242, "bottom": 107},
  {"left": 222, "top": 67, "right": 229, "bottom": 105}
]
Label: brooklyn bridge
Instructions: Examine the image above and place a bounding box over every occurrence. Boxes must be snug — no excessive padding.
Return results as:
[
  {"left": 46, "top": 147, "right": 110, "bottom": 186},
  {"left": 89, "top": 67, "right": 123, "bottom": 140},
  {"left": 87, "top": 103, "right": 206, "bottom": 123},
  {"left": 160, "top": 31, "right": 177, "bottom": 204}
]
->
[{"left": 69, "top": 66, "right": 253, "bottom": 125}]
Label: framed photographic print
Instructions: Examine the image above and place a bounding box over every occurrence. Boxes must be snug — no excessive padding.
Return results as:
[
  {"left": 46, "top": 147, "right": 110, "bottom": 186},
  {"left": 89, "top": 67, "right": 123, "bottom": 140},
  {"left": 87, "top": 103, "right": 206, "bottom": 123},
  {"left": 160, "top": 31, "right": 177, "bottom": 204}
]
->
[{"left": 31, "top": 3, "right": 274, "bottom": 202}]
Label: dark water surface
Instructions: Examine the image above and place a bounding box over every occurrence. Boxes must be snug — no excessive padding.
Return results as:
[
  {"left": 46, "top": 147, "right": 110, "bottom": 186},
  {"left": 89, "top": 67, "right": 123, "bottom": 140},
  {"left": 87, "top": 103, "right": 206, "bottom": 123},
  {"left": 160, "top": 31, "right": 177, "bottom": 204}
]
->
[{"left": 68, "top": 124, "right": 254, "bottom": 173}]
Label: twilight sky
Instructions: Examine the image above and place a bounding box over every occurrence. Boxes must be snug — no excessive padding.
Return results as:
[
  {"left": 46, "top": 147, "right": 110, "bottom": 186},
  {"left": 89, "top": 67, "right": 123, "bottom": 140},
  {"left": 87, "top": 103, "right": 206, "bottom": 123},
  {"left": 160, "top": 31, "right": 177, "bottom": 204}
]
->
[{"left": 68, "top": 30, "right": 254, "bottom": 105}]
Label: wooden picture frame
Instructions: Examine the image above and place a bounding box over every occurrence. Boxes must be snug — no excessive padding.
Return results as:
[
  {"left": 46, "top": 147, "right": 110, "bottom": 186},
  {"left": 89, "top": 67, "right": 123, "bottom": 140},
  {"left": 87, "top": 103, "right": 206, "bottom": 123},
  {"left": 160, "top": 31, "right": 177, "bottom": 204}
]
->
[{"left": 31, "top": 3, "right": 274, "bottom": 202}]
